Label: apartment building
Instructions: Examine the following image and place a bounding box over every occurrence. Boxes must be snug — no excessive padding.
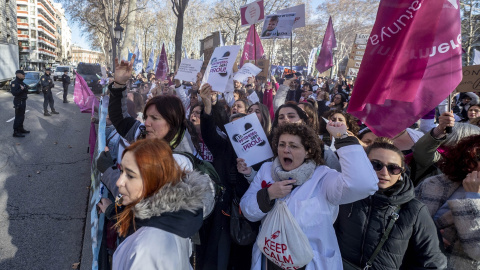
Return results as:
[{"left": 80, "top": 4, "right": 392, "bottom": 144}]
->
[
  {"left": 17, "top": 0, "right": 59, "bottom": 70},
  {"left": 53, "top": 2, "right": 72, "bottom": 64}
]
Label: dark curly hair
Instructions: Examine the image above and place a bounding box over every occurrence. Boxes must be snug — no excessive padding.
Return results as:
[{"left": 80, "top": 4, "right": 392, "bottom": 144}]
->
[
  {"left": 325, "top": 109, "right": 360, "bottom": 136},
  {"left": 439, "top": 134, "right": 480, "bottom": 182},
  {"left": 271, "top": 123, "right": 324, "bottom": 166}
]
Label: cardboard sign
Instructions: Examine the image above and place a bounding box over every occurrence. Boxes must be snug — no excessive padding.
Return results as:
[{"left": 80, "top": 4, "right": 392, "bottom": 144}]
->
[
  {"left": 175, "top": 59, "right": 203, "bottom": 82},
  {"left": 207, "top": 45, "right": 241, "bottom": 93},
  {"left": 260, "top": 13, "right": 296, "bottom": 39},
  {"left": 277, "top": 4, "right": 306, "bottom": 29},
  {"left": 224, "top": 113, "right": 273, "bottom": 167},
  {"left": 255, "top": 59, "right": 270, "bottom": 81},
  {"left": 234, "top": 63, "right": 262, "bottom": 84},
  {"left": 355, "top": 34, "right": 370, "bottom": 45},
  {"left": 456, "top": 65, "right": 480, "bottom": 92},
  {"left": 240, "top": 0, "right": 265, "bottom": 26}
]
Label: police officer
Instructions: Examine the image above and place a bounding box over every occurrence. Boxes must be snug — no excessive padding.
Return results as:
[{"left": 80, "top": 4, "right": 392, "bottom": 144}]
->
[
  {"left": 40, "top": 67, "right": 59, "bottom": 116},
  {"left": 10, "top": 70, "right": 30, "bottom": 137},
  {"left": 61, "top": 70, "right": 71, "bottom": 103}
]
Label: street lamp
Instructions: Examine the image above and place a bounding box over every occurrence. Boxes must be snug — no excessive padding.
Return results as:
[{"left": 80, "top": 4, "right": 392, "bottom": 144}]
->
[
  {"left": 112, "top": 22, "right": 124, "bottom": 72},
  {"left": 114, "top": 23, "right": 124, "bottom": 41}
]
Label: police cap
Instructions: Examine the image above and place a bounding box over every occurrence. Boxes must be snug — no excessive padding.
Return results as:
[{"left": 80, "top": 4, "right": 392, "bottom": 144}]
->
[
  {"left": 15, "top": 70, "right": 25, "bottom": 75},
  {"left": 45, "top": 68, "right": 52, "bottom": 71}
]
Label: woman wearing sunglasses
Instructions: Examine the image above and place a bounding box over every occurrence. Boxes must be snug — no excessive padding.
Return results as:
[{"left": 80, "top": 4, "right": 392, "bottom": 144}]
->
[{"left": 335, "top": 137, "right": 447, "bottom": 270}]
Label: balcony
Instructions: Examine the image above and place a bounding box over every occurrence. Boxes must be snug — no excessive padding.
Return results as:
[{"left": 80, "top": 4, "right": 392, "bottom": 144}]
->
[
  {"left": 37, "top": 4, "right": 56, "bottom": 25},
  {"left": 18, "top": 34, "right": 30, "bottom": 41},
  {"left": 38, "top": 26, "right": 56, "bottom": 40},
  {"left": 38, "top": 37, "right": 56, "bottom": 49},
  {"left": 37, "top": 14, "right": 56, "bottom": 30},
  {"left": 17, "top": 10, "right": 28, "bottom": 16},
  {"left": 17, "top": 23, "right": 29, "bottom": 29},
  {"left": 38, "top": 0, "right": 57, "bottom": 18},
  {"left": 39, "top": 48, "right": 56, "bottom": 57}
]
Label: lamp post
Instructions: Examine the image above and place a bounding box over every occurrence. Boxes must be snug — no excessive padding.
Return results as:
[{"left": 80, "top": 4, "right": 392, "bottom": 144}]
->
[{"left": 112, "top": 22, "right": 124, "bottom": 72}]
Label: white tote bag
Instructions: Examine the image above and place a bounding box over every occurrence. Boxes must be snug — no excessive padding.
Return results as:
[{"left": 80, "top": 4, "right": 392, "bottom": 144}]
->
[{"left": 256, "top": 200, "right": 314, "bottom": 269}]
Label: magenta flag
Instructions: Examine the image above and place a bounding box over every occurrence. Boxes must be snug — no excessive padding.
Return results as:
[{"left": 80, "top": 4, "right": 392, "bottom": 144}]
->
[
  {"left": 73, "top": 72, "right": 99, "bottom": 113},
  {"left": 240, "top": 25, "right": 265, "bottom": 67},
  {"left": 155, "top": 44, "right": 169, "bottom": 80},
  {"left": 315, "top": 17, "right": 336, "bottom": 74},
  {"left": 347, "top": 0, "right": 462, "bottom": 137}
]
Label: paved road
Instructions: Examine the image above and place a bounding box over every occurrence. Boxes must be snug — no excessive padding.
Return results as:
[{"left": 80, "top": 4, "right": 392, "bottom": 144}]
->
[{"left": 0, "top": 81, "right": 92, "bottom": 269}]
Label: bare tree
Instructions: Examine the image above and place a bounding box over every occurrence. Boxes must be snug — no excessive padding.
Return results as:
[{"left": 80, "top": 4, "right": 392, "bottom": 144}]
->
[
  {"left": 461, "top": 0, "right": 480, "bottom": 64},
  {"left": 119, "top": 0, "right": 138, "bottom": 58},
  {"left": 171, "top": 0, "right": 189, "bottom": 70},
  {"left": 316, "top": 0, "right": 378, "bottom": 74}
]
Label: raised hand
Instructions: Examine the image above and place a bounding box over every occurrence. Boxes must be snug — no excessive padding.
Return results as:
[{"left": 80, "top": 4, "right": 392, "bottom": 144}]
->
[
  {"left": 114, "top": 55, "right": 136, "bottom": 85},
  {"left": 463, "top": 171, "right": 480, "bottom": 194},
  {"left": 326, "top": 121, "right": 348, "bottom": 139},
  {"left": 236, "top": 158, "right": 252, "bottom": 175}
]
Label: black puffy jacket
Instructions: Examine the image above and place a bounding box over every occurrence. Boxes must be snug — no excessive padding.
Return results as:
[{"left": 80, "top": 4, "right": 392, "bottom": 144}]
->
[{"left": 335, "top": 175, "right": 447, "bottom": 270}]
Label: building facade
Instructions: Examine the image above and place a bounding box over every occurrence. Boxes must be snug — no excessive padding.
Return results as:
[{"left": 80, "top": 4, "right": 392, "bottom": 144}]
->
[
  {"left": 53, "top": 2, "right": 71, "bottom": 65},
  {"left": 17, "top": 0, "right": 58, "bottom": 70},
  {"left": 71, "top": 45, "right": 103, "bottom": 65},
  {"left": 1, "top": 0, "right": 18, "bottom": 46}
]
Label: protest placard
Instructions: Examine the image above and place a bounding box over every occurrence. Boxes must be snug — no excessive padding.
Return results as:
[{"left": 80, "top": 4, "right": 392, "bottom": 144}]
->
[
  {"left": 206, "top": 45, "right": 241, "bottom": 93},
  {"left": 234, "top": 63, "right": 262, "bottom": 84},
  {"left": 456, "top": 65, "right": 480, "bottom": 92},
  {"left": 260, "top": 13, "right": 296, "bottom": 39},
  {"left": 240, "top": 0, "right": 265, "bottom": 26},
  {"left": 175, "top": 59, "right": 203, "bottom": 82},
  {"left": 277, "top": 4, "right": 306, "bottom": 29},
  {"left": 255, "top": 59, "right": 270, "bottom": 81},
  {"left": 224, "top": 113, "right": 273, "bottom": 167}
]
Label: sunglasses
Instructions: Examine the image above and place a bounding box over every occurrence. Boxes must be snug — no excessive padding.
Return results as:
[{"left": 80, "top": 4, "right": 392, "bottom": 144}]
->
[{"left": 370, "top": 160, "right": 404, "bottom": 175}]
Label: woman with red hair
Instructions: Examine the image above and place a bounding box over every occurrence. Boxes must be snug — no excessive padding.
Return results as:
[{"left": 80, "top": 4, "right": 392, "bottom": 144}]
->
[
  {"left": 416, "top": 134, "right": 480, "bottom": 269},
  {"left": 99, "top": 139, "right": 213, "bottom": 269}
]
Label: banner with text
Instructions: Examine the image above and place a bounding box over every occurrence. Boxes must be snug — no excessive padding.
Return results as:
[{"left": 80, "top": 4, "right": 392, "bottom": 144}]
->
[
  {"left": 176, "top": 59, "right": 203, "bottom": 82},
  {"left": 206, "top": 45, "right": 241, "bottom": 93},
  {"left": 241, "top": 0, "right": 265, "bottom": 26},
  {"left": 260, "top": 13, "right": 296, "bottom": 39}
]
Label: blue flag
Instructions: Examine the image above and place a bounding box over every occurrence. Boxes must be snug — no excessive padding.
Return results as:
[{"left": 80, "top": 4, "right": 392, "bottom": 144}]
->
[
  {"left": 133, "top": 45, "right": 143, "bottom": 74},
  {"left": 146, "top": 50, "right": 155, "bottom": 73},
  {"left": 127, "top": 48, "right": 133, "bottom": 61}
]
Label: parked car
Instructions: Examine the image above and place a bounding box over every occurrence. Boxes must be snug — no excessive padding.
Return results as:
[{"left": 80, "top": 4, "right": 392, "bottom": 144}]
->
[
  {"left": 75, "top": 63, "right": 102, "bottom": 93},
  {"left": 53, "top": 66, "right": 73, "bottom": 81},
  {"left": 24, "top": 71, "right": 43, "bottom": 94}
]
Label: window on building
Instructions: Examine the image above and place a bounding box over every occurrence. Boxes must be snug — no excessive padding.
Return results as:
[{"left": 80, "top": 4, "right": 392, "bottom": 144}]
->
[
  {"left": 31, "top": 30, "right": 36, "bottom": 38},
  {"left": 19, "top": 6, "right": 28, "bottom": 11},
  {"left": 31, "top": 41, "right": 36, "bottom": 50},
  {"left": 30, "top": 0, "right": 35, "bottom": 2},
  {"left": 30, "top": 10, "right": 35, "bottom": 15},
  {"left": 31, "top": 22, "right": 36, "bottom": 28},
  {"left": 20, "top": 18, "right": 28, "bottom": 23}
]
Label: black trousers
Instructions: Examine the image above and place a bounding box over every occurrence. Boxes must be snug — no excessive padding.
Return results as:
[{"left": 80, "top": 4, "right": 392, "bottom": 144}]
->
[
  {"left": 63, "top": 84, "right": 69, "bottom": 101},
  {"left": 13, "top": 99, "right": 26, "bottom": 130},
  {"left": 43, "top": 87, "right": 54, "bottom": 111}
]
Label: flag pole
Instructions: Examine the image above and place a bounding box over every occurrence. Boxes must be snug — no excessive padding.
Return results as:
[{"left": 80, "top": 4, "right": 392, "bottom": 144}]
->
[
  {"left": 446, "top": 92, "right": 453, "bottom": 133},
  {"left": 254, "top": 25, "right": 257, "bottom": 65},
  {"left": 290, "top": 32, "right": 293, "bottom": 71}
]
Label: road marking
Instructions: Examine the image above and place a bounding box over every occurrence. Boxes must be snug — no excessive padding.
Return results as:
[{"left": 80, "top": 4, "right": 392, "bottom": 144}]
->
[
  {"left": 56, "top": 91, "right": 62, "bottom": 95},
  {"left": 6, "top": 110, "right": 30, "bottom": 122}
]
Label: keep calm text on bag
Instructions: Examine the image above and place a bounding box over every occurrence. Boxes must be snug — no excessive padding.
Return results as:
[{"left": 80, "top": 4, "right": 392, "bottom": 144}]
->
[{"left": 257, "top": 200, "right": 314, "bottom": 269}]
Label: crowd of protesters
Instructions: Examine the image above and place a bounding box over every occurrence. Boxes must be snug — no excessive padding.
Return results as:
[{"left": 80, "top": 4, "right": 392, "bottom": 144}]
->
[{"left": 92, "top": 56, "right": 480, "bottom": 270}]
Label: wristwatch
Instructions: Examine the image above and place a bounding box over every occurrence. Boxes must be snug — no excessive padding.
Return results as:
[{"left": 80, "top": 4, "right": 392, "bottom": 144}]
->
[{"left": 334, "top": 132, "right": 349, "bottom": 139}]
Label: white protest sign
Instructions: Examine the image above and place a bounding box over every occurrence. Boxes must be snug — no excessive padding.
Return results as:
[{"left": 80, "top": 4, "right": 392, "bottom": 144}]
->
[
  {"left": 175, "top": 59, "right": 203, "bottom": 82},
  {"left": 247, "top": 91, "right": 260, "bottom": 104},
  {"left": 277, "top": 4, "right": 305, "bottom": 29},
  {"left": 207, "top": 45, "right": 241, "bottom": 93},
  {"left": 260, "top": 13, "right": 296, "bottom": 39},
  {"left": 224, "top": 113, "right": 273, "bottom": 167},
  {"left": 234, "top": 63, "right": 262, "bottom": 84}
]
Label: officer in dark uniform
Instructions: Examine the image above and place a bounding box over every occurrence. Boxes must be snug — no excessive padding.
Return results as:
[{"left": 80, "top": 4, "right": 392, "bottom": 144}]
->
[
  {"left": 40, "top": 67, "right": 59, "bottom": 116},
  {"left": 61, "top": 70, "right": 71, "bottom": 103},
  {"left": 10, "top": 70, "right": 30, "bottom": 137}
]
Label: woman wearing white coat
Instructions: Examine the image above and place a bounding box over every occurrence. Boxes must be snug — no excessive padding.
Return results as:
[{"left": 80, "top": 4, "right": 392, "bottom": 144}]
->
[{"left": 240, "top": 122, "right": 379, "bottom": 270}]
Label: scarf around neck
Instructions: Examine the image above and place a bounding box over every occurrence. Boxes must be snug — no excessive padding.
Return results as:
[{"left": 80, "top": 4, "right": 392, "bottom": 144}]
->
[{"left": 271, "top": 157, "right": 316, "bottom": 186}]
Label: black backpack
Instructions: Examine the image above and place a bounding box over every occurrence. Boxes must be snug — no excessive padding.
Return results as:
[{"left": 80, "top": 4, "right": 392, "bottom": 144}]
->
[{"left": 174, "top": 151, "right": 225, "bottom": 219}]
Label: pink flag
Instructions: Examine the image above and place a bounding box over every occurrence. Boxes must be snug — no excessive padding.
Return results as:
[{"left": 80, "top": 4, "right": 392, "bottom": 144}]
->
[
  {"left": 315, "top": 17, "right": 336, "bottom": 74},
  {"left": 155, "top": 44, "right": 169, "bottom": 80},
  {"left": 347, "top": 0, "right": 462, "bottom": 137},
  {"left": 240, "top": 25, "right": 265, "bottom": 67},
  {"left": 88, "top": 100, "right": 96, "bottom": 162},
  {"left": 73, "top": 72, "right": 99, "bottom": 113}
]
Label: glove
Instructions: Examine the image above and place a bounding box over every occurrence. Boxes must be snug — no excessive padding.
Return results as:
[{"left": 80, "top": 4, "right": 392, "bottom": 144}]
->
[{"left": 96, "top": 151, "right": 115, "bottom": 173}]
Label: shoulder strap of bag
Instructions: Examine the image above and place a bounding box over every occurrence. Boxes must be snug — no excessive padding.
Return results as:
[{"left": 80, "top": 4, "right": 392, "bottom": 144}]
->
[{"left": 363, "top": 205, "right": 401, "bottom": 270}]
